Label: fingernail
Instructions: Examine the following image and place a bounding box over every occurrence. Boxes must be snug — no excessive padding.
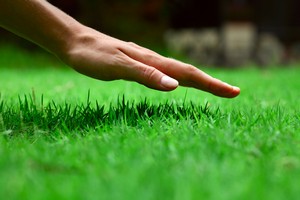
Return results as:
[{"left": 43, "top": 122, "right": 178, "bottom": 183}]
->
[
  {"left": 161, "top": 76, "right": 178, "bottom": 88},
  {"left": 233, "top": 86, "right": 240, "bottom": 91}
]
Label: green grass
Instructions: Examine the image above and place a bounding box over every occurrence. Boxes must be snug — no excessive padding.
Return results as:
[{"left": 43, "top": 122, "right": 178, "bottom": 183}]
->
[{"left": 1, "top": 45, "right": 300, "bottom": 200}]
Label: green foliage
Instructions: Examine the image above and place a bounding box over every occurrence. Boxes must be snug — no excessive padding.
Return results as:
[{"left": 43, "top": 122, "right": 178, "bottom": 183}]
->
[{"left": 0, "top": 94, "right": 213, "bottom": 138}]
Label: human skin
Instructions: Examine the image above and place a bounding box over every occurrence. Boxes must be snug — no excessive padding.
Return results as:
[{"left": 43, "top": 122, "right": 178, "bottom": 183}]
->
[{"left": 0, "top": 0, "right": 240, "bottom": 98}]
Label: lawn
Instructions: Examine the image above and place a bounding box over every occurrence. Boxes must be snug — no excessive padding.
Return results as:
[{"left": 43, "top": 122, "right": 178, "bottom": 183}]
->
[{"left": 0, "top": 45, "right": 300, "bottom": 200}]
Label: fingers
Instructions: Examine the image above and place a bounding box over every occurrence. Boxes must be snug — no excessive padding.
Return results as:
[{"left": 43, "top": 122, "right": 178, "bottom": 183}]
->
[
  {"left": 178, "top": 64, "right": 241, "bottom": 98},
  {"left": 124, "top": 57, "right": 179, "bottom": 91},
  {"left": 119, "top": 42, "right": 240, "bottom": 98}
]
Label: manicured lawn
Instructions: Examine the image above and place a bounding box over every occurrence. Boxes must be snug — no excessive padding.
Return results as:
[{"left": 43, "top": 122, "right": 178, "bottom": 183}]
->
[{"left": 1, "top": 45, "right": 300, "bottom": 200}]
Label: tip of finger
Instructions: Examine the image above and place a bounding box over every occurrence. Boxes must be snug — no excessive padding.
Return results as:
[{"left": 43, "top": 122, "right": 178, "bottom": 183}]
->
[
  {"left": 229, "top": 86, "right": 240, "bottom": 97},
  {"left": 233, "top": 86, "right": 240, "bottom": 92}
]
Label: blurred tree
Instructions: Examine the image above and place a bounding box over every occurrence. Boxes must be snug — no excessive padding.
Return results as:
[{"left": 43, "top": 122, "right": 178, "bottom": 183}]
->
[
  {"left": 74, "top": 0, "right": 168, "bottom": 47},
  {"left": 167, "top": 0, "right": 222, "bottom": 28},
  {"left": 1, "top": 0, "right": 300, "bottom": 52},
  {"left": 256, "top": 0, "right": 300, "bottom": 46},
  {"left": 48, "top": 0, "right": 80, "bottom": 17}
]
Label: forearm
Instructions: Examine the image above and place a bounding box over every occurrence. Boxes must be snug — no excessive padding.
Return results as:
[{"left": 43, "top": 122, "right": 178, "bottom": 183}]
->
[{"left": 0, "top": 0, "right": 82, "bottom": 56}]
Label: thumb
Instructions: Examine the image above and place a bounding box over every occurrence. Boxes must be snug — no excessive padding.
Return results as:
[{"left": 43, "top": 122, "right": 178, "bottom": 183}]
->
[{"left": 134, "top": 64, "right": 179, "bottom": 91}]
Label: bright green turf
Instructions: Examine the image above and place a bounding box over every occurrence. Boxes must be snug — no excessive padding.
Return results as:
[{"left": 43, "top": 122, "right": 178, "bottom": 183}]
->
[{"left": 1, "top": 45, "right": 300, "bottom": 200}]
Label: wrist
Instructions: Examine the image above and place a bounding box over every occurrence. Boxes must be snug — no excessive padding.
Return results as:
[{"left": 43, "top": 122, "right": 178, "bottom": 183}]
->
[{"left": 53, "top": 22, "right": 85, "bottom": 59}]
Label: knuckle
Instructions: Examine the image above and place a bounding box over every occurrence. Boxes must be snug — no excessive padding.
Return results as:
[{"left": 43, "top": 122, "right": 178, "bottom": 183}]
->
[
  {"left": 142, "top": 67, "right": 157, "bottom": 81},
  {"left": 186, "top": 64, "right": 197, "bottom": 73},
  {"left": 112, "top": 51, "right": 133, "bottom": 67},
  {"left": 206, "top": 80, "right": 214, "bottom": 91},
  {"left": 113, "top": 52, "right": 128, "bottom": 65},
  {"left": 187, "top": 64, "right": 199, "bottom": 77},
  {"left": 144, "top": 51, "right": 156, "bottom": 61},
  {"left": 127, "top": 41, "right": 137, "bottom": 47},
  {"left": 162, "top": 57, "right": 174, "bottom": 68},
  {"left": 177, "top": 64, "right": 197, "bottom": 80}
]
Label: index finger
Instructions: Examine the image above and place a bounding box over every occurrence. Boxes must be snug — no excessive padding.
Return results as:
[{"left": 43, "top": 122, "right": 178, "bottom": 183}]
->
[
  {"left": 119, "top": 42, "right": 240, "bottom": 98},
  {"left": 160, "top": 58, "right": 240, "bottom": 98}
]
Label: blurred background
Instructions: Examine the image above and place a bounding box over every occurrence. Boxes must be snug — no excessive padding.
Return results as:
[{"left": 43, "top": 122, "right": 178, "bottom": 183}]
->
[{"left": 1, "top": 0, "right": 300, "bottom": 67}]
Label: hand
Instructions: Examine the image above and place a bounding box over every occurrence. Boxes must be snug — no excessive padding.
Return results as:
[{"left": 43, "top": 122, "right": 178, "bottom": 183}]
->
[
  {"left": 0, "top": 0, "right": 239, "bottom": 98},
  {"left": 62, "top": 27, "right": 240, "bottom": 98}
]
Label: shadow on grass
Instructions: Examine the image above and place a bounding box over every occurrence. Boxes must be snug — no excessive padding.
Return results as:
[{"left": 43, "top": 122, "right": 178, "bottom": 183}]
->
[{"left": 0, "top": 93, "right": 217, "bottom": 137}]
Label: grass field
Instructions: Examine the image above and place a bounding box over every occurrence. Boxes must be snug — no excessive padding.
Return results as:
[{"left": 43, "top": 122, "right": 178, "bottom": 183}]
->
[{"left": 1, "top": 45, "right": 300, "bottom": 200}]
